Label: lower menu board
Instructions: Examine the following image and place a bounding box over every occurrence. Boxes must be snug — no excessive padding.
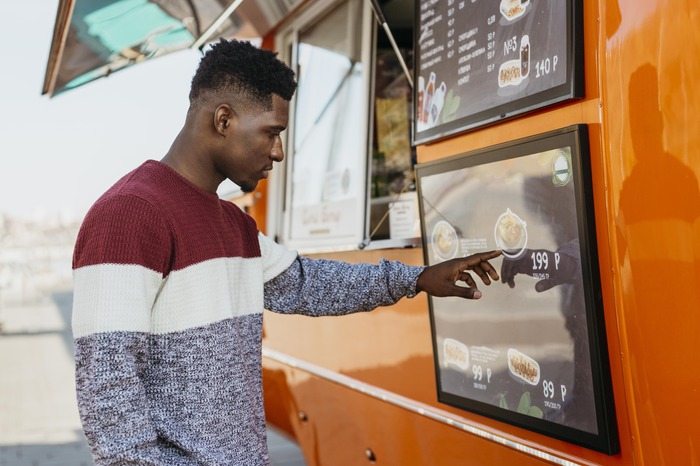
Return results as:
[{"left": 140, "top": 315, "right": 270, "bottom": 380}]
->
[
  {"left": 415, "top": 126, "right": 618, "bottom": 454},
  {"left": 413, "top": 0, "right": 583, "bottom": 144}
]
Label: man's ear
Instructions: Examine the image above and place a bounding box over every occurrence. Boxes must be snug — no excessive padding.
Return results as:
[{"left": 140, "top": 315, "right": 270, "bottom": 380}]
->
[{"left": 214, "top": 104, "right": 235, "bottom": 136}]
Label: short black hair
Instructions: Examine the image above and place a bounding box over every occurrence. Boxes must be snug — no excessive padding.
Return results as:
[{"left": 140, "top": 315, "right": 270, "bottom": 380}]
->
[{"left": 189, "top": 39, "right": 297, "bottom": 110}]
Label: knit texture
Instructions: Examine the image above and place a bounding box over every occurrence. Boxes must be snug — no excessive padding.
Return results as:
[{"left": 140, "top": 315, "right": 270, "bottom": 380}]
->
[{"left": 72, "top": 160, "right": 425, "bottom": 465}]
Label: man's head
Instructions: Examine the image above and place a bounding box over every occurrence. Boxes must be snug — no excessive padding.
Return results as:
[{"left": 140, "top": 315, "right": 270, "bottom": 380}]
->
[
  {"left": 184, "top": 39, "right": 297, "bottom": 193},
  {"left": 189, "top": 39, "right": 297, "bottom": 112}
]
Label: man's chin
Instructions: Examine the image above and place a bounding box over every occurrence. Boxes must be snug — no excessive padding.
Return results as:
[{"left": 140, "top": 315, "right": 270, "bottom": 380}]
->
[{"left": 239, "top": 181, "right": 256, "bottom": 193}]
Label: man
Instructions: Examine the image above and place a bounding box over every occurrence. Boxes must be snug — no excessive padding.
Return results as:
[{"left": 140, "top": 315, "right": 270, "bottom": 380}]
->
[{"left": 72, "top": 39, "right": 500, "bottom": 465}]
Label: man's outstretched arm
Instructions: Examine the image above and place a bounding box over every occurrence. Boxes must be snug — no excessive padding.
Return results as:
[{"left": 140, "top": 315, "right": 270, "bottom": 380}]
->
[{"left": 260, "top": 233, "right": 500, "bottom": 315}]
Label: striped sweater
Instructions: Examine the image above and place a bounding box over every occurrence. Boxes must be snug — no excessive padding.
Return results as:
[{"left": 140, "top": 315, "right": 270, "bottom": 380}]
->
[{"left": 72, "top": 160, "right": 424, "bottom": 465}]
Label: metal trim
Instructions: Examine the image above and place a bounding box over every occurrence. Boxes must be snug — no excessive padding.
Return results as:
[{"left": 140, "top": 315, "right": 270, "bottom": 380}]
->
[
  {"left": 262, "top": 347, "right": 589, "bottom": 466},
  {"left": 191, "top": 0, "right": 245, "bottom": 50},
  {"left": 42, "top": 0, "right": 76, "bottom": 96}
]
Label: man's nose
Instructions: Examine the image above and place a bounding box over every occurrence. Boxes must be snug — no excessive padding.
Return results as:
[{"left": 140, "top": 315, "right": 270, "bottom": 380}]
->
[{"left": 271, "top": 137, "right": 284, "bottom": 163}]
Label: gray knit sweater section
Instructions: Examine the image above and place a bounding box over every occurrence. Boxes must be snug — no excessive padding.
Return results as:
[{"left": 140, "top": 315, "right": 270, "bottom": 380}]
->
[{"left": 75, "top": 257, "right": 425, "bottom": 465}]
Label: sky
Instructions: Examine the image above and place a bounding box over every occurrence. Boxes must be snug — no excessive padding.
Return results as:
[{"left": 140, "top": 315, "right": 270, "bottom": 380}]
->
[{"left": 0, "top": 0, "right": 205, "bottom": 222}]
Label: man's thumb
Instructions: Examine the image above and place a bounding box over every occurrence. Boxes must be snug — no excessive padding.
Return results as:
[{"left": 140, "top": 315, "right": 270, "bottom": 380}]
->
[{"left": 535, "top": 280, "right": 556, "bottom": 292}]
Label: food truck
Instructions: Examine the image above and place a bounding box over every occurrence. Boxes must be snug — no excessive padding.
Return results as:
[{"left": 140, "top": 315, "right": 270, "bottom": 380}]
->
[{"left": 43, "top": 0, "right": 699, "bottom": 464}]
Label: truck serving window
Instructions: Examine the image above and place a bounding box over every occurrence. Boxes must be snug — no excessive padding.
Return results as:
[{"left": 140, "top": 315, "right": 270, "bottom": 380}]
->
[
  {"left": 274, "top": 0, "right": 372, "bottom": 252},
  {"left": 273, "top": 0, "right": 418, "bottom": 252}
]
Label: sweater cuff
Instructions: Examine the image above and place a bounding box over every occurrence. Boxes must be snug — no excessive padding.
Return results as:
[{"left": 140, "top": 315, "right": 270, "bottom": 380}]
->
[{"left": 380, "top": 259, "right": 427, "bottom": 300}]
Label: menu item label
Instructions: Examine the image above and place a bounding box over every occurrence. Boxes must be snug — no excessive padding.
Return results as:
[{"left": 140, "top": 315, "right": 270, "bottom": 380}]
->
[
  {"left": 416, "top": 126, "right": 619, "bottom": 454},
  {"left": 414, "top": 0, "right": 583, "bottom": 143}
]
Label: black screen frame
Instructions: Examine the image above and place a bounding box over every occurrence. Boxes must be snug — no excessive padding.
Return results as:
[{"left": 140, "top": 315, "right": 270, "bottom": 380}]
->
[
  {"left": 412, "top": 0, "right": 585, "bottom": 145},
  {"left": 415, "top": 125, "right": 619, "bottom": 454}
]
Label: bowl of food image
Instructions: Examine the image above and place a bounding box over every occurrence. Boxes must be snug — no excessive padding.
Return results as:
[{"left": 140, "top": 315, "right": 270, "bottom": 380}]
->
[
  {"left": 431, "top": 220, "right": 459, "bottom": 261},
  {"left": 494, "top": 208, "right": 528, "bottom": 258}
]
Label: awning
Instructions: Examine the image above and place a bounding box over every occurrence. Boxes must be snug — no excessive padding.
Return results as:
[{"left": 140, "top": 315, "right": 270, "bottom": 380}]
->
[{"left": 42, "top": 0, "right": 303, "bottom": 97}]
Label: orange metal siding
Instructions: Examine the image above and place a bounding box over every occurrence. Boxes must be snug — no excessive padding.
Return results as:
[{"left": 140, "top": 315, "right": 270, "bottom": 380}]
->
[
  {"left": 259, "top": 0, "right": 700, "bottom": 464},
  {"left": 598, "top": 0, "right": 700, "bottom": 464}
]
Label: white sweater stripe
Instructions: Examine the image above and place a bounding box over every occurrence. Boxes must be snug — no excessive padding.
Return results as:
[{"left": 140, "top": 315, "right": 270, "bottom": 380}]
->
[
  {"left": 73, "top": 256, "right": 268, "bottom": 338},
  {"left": 72, "top": 264, "right": 162, "bottom": 338}
]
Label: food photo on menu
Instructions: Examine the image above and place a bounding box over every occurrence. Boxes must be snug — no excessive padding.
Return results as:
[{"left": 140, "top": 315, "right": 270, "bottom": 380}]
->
[
  {"left": 500, "top": 0, "right": 531, "bottom": 21},
  {"left": 416, "top": 132, "right": 601, "bottom": 437}
]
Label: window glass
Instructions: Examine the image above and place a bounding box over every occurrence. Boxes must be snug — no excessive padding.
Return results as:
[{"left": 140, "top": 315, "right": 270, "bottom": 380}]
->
[
  {"left": 275, "top": 0, "right": 418, "bottom": 251},
  {"left": 287, "top": 0, "right": 368, "bottom": 247}
]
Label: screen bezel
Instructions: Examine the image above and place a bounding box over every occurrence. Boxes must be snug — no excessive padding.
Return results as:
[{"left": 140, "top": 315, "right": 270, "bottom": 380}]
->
[{"left": 415, "top": 125, "right": 619, "bottom": 454}]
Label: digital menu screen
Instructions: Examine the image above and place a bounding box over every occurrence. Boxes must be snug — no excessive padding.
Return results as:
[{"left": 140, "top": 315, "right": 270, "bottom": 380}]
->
[
  {"left": 416, "top": 126, "right": 618, "bottom": 454},
  {"left": 413, "top": 0, "right": 583, "bottom": 144}
]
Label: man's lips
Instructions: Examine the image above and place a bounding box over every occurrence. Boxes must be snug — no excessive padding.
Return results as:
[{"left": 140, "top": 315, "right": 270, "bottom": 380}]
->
[{"left": 261, "top": 167, "right": 273, "bottom": 179}]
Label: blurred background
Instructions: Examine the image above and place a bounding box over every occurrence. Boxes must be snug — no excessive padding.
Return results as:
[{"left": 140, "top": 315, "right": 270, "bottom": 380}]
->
[
  {"left": 0, "top": 1, "right": 304, "bottom": 464},
  {"left": 0, "top": 1, "right": 197, "bottom": 463}
]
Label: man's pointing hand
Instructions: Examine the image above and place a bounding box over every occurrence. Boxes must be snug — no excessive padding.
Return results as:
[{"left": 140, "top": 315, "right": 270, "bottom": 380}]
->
[{"left": 416, "top": 250, "right": 502, "bottom": 299}]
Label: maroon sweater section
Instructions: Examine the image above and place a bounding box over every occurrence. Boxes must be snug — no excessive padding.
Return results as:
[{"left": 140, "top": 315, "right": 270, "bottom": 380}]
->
[{"left": 73, "top": 160, "right": 261, "bottom": 276}]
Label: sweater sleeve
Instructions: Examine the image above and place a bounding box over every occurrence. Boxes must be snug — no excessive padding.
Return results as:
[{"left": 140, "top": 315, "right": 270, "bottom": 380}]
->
[
  {"left": 263, "top": 253, "right": 426, "bottom": 316},
  {"left": 72, "top": 194, "right": 170, "bottom": 465}
]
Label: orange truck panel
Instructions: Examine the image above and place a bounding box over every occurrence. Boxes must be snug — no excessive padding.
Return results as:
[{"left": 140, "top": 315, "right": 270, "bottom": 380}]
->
[{"left": 258, "top": 0, "right": 700, "bottom": 464}]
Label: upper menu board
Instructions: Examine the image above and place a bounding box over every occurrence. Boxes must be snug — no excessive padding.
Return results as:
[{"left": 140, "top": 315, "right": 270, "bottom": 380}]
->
[
  {"left": 415, "top": 126, "right": 618, "bottom": 454},
  {"left": 413, "top": 0, "right": 583, "bottom": 144}
]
